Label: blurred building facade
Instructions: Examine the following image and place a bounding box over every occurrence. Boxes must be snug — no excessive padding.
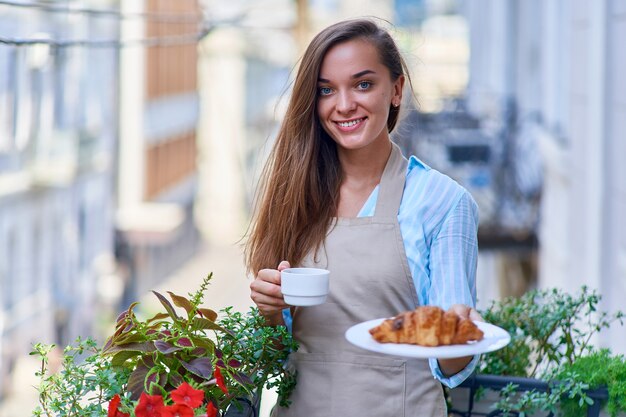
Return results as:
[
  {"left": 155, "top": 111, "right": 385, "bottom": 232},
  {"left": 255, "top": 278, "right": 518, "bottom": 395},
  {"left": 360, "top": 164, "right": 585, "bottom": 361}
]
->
[
  {"left": 0, "top": 0, "right": 119, "bottom": 396},
  {"left": 0, "top": 0, "right": 204, "bottom": 398},
  {"left": 463, "top": 0, "right": 626, "bottom": 354},
  {"left": 115, "top": 0, "right": 202, "bottom": 305}
]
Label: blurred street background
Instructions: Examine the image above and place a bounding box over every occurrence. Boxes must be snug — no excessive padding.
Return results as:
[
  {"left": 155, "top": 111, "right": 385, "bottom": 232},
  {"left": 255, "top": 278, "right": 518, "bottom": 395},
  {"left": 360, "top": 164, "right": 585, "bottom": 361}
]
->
[{"left": 1, "top": 0, "right": 625, "bottom": 415}]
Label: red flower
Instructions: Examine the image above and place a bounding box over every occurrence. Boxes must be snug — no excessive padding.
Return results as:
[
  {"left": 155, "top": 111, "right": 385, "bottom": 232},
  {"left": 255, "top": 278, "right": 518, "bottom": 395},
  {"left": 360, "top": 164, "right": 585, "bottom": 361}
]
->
[
  {"left": 206, "top": 402, "right": 218, "bottom": 417},
  {"left": 214, "top": 367, "right": 228, "bottom": 395},
  {"left": 134, "top": 392, "right": 164, "bottom": 417},
  {"left": 107, "top": 394, "right": 130, "bottom": 417},
  {"left": 161, "top": 404, "right": 194, "bottom": 417},
  {"left": 170, "top": 382, "right": 204, "bottom": 408}
]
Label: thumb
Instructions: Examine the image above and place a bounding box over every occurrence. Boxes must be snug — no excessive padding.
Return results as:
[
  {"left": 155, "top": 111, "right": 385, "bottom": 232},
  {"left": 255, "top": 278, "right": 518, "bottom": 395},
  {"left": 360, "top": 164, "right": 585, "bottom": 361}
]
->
[{"left": 277, "top": 260, "right": 291, "bottom": 271}]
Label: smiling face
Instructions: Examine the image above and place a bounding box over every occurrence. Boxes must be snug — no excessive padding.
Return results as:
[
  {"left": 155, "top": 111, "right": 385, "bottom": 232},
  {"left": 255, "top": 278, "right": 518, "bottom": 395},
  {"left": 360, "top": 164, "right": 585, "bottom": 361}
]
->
[{"left": 316, "top": 38, "right": 404, "bottom": 153}]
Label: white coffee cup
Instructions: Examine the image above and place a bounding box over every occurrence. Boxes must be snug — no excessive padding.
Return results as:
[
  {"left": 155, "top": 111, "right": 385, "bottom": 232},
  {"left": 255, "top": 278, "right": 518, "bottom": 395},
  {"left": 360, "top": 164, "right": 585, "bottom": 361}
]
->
[{"left": 281, "top": 267, "right": 330, "bottom": 306}]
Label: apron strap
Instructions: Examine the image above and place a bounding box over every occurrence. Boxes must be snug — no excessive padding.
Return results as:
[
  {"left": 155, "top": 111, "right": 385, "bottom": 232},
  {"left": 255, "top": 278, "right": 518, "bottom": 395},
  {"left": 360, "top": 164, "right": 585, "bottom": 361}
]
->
[{"left": 374, "top": 142, "right": 408, "bottom": 218}]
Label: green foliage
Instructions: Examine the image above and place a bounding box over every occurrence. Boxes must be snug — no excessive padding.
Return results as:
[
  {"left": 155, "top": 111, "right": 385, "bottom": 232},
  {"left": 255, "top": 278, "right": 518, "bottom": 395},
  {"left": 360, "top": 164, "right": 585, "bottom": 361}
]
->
[
  {"left": 555, "top": 349, "right": 626, "bottom": 417},
  {"left": 476, "top": 286, "right": 625, "bottom": 416},
  {"left": 31, "top": 338, "right": 131, "bottom": 417},
  {"left": 217, "top": 307, "right": 298, "bottom": 407},
  {"left": 31, "top": 272, "right": 298, "bottom": 416},
  {"left": 480, "top": 286, "right": 624, "bottom": 378}
]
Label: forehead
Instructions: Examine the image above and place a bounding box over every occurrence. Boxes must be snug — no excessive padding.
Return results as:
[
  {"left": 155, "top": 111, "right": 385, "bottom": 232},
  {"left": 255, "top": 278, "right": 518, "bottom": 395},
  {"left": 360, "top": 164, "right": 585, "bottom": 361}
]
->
[{"left": 318, "top": 39, "right": 387, "bottom": 79}]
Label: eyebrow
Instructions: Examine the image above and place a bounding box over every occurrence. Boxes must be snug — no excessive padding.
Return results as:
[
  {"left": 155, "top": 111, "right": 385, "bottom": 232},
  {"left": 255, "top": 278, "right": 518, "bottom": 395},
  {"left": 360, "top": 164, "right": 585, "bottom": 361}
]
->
[{"left": 318, "top": 69, "right": 376, "bottom": 83}]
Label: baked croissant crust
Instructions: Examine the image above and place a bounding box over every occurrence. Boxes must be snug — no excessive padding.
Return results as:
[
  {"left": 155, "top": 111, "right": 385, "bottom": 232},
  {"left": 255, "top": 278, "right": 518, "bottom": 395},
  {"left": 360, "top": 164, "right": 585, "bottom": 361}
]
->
[{"left": 369, "top": 306, "right": 484, "bottom": 346}]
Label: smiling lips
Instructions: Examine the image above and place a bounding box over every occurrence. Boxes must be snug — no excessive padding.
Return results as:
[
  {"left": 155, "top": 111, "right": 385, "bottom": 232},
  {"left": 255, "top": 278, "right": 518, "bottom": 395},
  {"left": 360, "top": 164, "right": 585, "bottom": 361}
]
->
[{"left": 335, "top": 117, "right": 367, "bottom": 132}]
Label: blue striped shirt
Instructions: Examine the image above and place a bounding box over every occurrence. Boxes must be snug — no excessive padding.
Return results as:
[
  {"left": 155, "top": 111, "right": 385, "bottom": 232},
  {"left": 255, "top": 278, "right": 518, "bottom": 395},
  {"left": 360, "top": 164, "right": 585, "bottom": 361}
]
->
[{"left": 283, "top": 154, "right": 479, "bottom": 388}]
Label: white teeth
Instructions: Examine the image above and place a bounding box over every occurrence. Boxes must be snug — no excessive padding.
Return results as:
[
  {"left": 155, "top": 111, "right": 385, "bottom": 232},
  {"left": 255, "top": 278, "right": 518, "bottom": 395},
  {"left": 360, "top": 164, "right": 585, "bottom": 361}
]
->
[{"left": 338, "top": 118, "right": 363, "bottom": 127}]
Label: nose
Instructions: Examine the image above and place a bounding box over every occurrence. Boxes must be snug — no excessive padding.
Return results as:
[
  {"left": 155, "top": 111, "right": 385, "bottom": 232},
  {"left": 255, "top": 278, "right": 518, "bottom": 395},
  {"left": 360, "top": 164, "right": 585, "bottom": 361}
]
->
[{"left": 336, "top": 90, "right": 357, "bottom": 114}]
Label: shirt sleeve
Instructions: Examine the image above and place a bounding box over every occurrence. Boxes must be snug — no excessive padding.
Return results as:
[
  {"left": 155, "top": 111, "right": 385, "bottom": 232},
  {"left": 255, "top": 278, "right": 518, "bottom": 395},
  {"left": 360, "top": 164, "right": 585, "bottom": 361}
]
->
[
  {"left": 427, "top": 191, "right": 480, "bottom": 388},
  {"left": 429, "top": 355, "right": 480, "bottom": 388},
  {"left": 282, "top": 308, "right": 293, "bottom": 333}
]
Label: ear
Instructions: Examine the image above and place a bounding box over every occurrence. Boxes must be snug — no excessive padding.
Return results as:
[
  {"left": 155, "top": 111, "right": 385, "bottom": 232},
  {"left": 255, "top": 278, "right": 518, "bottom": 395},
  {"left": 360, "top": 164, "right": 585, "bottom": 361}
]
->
[{"left": 392, "top": 75, "right": 405, "bottom": 106}]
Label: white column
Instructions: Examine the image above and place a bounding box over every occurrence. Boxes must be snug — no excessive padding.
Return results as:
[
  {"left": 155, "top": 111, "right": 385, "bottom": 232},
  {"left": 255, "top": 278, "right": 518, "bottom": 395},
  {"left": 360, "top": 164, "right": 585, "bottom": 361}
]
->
[
  {"left": 196, "top": 28, "right": 248, "bottom": 245},
  {"left": 585, "top": 1, "right": 607, "bottom": 293},
  {"left": 118, "top": 0, "right": 146, "bottom": 209}
]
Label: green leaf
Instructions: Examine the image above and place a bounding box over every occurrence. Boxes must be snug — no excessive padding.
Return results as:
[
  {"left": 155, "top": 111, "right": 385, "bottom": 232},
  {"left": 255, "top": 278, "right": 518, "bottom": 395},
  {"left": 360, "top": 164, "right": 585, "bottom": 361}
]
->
[
  {"left": 104, "top": 342, "right": 155, "bottom": 355},
  {"left": 192, "top": 317, "right": 230, "bottom": 333},
  {"left": 146, "top": 312, "right": 170, "bottom": 324},
  {"left": 167, "top": 371, "right": 184, "bottom": 388},
  {"left": 189, "top": 336, "right": 215, "bottom": 351},
  {"left": 111, "top": 350, "right": 142, "bottom": 367},
  {"left": 114, "top": 332, "right": 150, "bottom": 345},
  {"left": 145, "top": 368, "right": 164, "bottom": 393}
]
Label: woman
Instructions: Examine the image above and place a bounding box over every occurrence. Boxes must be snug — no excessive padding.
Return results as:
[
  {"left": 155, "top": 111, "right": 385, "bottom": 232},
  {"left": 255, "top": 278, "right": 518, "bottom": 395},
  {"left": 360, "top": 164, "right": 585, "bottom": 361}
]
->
[{"left": 246, "top": 18, "right": 480, "bottom": 416}]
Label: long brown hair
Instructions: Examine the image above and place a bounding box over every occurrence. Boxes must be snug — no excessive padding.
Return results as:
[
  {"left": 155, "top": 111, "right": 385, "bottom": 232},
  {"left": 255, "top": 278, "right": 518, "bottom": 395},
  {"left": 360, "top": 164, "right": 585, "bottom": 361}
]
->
[{"left": 245, "top": 18, "right": 411, "bottom": 274}]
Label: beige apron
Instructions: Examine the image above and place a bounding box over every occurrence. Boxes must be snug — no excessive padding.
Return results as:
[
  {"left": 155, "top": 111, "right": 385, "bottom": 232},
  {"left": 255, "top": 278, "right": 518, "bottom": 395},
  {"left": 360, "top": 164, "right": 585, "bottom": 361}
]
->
[{"left": 274, "top": 143, "right": 445, "bottom": 417}]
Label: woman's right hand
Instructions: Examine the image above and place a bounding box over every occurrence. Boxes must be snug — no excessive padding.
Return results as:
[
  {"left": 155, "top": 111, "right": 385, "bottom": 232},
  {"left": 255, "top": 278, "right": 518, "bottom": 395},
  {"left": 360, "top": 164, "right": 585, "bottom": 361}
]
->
[{"left": 250, "top": 260, "right": 291, "bottom": 325}]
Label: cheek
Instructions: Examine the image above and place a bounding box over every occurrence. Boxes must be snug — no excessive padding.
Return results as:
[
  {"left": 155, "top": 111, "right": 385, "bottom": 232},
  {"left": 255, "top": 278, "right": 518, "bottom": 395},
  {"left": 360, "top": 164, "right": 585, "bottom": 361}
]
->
[{"left": 316, "top": 101, "right": 333, "bottom": 125}]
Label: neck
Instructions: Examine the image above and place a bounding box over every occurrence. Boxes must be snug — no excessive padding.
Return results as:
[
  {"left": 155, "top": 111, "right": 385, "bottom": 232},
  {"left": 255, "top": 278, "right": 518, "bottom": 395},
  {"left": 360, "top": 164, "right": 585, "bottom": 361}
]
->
[{"left": 338, "top": 140, "right": 392, "bottom": 186}]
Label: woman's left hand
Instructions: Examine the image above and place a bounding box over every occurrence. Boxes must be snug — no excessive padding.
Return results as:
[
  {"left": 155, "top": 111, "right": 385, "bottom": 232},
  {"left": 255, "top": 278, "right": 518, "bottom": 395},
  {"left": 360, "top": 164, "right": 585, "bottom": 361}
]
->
[
  {"left": 448, "top": 303, "right": 483, "bottom": 322},
  {"left": 437, "top": 304, "right": 483, "bottom": 378}
]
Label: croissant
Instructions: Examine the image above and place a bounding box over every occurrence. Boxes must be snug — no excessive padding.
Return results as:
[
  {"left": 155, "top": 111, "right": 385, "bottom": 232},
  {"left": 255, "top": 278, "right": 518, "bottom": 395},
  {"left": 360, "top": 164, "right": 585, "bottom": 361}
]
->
[{"left": 369, "top": 306, "right": 484, "bottom": 346}]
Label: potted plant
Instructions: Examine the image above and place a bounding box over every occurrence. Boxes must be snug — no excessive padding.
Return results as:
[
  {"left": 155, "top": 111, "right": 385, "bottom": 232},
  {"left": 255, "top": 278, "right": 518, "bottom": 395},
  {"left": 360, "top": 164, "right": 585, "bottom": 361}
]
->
[
  {"left": 30, "top": 273, "right": 298, "bottom": 417},
  {"left": 448, "top": 286, "right": 626, "bottom": 417}
]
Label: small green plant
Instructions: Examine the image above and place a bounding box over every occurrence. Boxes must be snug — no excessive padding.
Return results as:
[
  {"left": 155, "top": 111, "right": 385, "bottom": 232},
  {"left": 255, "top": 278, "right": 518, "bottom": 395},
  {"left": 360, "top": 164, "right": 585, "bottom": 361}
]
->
[
  {"left": 31, "top": 338, "right": 131, "bottom": 417},
  {"left": 216, "top": 307, "right": 297, "bottom": 407},
  {"left": 480, "top": 286, "right": 624, "bottom": 379},
  {"left": 31, "top": 273, "right": 298, "bottom": 416},
  {"left": 556, "top": 349, "right": 626, "bottom": 417},
  {"left": 474, "top": 286, "right": 625, "bottom": 417}
]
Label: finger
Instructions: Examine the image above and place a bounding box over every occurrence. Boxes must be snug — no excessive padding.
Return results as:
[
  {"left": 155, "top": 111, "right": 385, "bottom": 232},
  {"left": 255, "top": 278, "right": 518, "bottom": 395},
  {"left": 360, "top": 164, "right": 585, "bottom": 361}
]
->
[
  {"left": 257, "top": 268, "right": 282, "bottom": 285},
  {"left": 448, "top": 304, "right": 471, "bottom": 319},
  {"left": 251, "top": 292, "right": 288, "bottom": 309},
  {"left": 469, "top": 308, "right": 484, "bottom": 322},
  {"left": 277, "top": 260, "right": 291, "bottom": 271},
  {"left": 250, "top": 279, "right": 284, "bottom": 299}
]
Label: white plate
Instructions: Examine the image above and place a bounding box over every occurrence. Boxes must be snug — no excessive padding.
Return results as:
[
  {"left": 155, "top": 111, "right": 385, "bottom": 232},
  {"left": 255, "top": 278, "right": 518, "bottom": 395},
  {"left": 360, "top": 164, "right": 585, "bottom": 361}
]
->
[{"left": 345, "top": 318, "right": 511, "bottom": 359}]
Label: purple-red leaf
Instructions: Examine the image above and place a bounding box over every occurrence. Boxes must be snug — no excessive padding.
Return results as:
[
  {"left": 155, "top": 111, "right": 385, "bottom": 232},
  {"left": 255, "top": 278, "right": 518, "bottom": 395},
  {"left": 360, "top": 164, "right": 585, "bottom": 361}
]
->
[
  {"left": 116, "top": 311, "right": 129, "bottom": 323},
  {"left": 180, "top": 357, "right": 213, "bottom": 379},
  {"left": 191, "top": 347, "right": 206, "bottom": 356},
  {"left": 128, "top": 364, "right": 150, "bottom": 400},
  {"left": 145, "top": 370, "right": 164, "bottom": 393},
  {"left": 232, "top": 371, "right": 253, "bottom": 386},
  {"left": 152, "top": 291, "right": 180, "bottom": 320},
  {"left": 228, "top": 359, "right": 242, "bottom": 368},
  {"left": 175, "top": 337, "right": 193, "bottom": 347},
  {"left": 154, "top": 340, "right": 182, "bottom": 354}
]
